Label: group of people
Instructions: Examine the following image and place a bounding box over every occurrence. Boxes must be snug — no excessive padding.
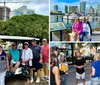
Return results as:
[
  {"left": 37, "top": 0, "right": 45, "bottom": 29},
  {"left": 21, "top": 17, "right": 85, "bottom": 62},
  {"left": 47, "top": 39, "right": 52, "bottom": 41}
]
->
[
  {"left": 0, "top": 39, "right": 49, "bottom": 85},
  {"left": 50, "top": 46, "right": 68, "bottom": 85},
  {"left": 71, "top": 16, "right": 92, "bottom": 41},
  {"left": 50, "top": 46, "right": 100, "bottom": 85}
]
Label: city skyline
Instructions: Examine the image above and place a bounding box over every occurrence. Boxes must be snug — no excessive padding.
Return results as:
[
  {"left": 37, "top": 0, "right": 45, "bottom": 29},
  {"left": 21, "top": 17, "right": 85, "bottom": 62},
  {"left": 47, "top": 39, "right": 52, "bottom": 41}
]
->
[
  {"left": 0, "top": 0, "right": 49, "bottom": 15},
  {"left": 51, "top": 0, "right": 100, "bottom": 13}
]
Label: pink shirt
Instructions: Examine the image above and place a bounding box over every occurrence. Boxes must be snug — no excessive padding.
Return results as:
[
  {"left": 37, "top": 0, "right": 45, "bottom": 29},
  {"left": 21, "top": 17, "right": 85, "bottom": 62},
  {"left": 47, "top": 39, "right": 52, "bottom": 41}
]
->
[
  {"left": 41, "top": 45, "right": 49, "bottom": 62},
  {"left": 72, "top": 22, "right": 83, "bottom": 35}
]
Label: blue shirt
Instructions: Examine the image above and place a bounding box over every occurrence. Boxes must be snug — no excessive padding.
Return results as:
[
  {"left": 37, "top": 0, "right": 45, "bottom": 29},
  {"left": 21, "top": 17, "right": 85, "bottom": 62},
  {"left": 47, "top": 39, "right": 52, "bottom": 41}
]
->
[
  {"left": 92, "top": 60, "right": 100, "bottom": 78},
  {"left": 9, "top": 49, "right": 20, "bottom": 62},
  {"left": 30, "top": 45, "right": 42, "bottom": 58}
]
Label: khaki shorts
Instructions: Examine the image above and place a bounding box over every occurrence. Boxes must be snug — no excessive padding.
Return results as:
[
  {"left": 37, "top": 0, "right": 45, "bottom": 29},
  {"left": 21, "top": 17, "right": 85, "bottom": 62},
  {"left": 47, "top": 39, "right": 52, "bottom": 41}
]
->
[
  {"left": 42, "top": 62, "right": 49, "bottom": 70},
  {"left": 76, "top": 72, "right": 85, "bottom": 79}
]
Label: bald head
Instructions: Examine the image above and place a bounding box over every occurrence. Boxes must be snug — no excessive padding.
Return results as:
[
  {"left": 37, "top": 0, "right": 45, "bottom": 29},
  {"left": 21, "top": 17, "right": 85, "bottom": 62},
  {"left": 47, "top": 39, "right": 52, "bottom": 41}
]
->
[{"left": 82, "top": 16, "right": 86, "bottom": 22}]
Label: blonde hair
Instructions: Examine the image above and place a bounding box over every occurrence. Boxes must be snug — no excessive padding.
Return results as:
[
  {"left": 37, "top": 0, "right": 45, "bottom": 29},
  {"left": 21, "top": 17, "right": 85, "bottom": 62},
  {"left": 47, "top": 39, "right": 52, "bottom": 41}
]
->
[{"left": 94, "top": 53, "right": 100, "bottom": 60}]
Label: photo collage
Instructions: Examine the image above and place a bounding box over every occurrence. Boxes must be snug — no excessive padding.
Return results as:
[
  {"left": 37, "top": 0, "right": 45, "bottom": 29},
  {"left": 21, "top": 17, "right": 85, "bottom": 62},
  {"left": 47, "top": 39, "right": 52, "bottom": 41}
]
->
[{"left": 0, "top": 0, "right": 100, "bottom": 85}]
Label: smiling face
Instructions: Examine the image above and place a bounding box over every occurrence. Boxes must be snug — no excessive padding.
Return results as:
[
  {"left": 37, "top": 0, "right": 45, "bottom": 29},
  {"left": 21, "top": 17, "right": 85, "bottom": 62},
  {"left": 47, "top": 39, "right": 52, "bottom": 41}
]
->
[
  {"left": 12, "top": 43, "right": 17, "bottom": 49},
  {"left": 82, "top": 17, "right": 86, "bottom": 22},
  {"left": 76, "top": 52, "right": 81, "bottom": 58},
  {"left": 24, "top": 44, "right": 28, "bottom": 49}
]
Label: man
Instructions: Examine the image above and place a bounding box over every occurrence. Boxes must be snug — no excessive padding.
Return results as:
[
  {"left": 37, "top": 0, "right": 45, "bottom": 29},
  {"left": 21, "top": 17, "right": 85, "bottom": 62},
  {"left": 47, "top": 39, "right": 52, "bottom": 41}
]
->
[
  {"left": 8, "top": 42, "right": 20, "bottom": 73},
  {"left": 21, "top": 42, "right": 33, "bottom": 84},
  {"left": 41, "top": 39, "right": 49, "bottom": 81},
  {"left": 30, "top": 39, "right": 42, "bottom": 83},
  {"left": 80, "top": 16, "right": 92, "bottom": 41},
  {"left": 74, "top": 52, "right": 86, "bottom": 85}
]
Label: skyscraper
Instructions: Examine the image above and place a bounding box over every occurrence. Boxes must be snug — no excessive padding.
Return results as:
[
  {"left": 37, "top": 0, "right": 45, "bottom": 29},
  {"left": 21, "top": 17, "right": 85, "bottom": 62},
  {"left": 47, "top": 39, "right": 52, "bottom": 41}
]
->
[
  {"left": 10, "top": 5, "right": 35, "bottom": 18},
  {"left": 0, "top": 6, "right": 11, "bottom": 20},
  {"left": 89, "top": 6, "right": 94, "bottom": 15},
  {"left": 96, "top": 4, "right": 100, "bottom": 16},
  {"left": 69, "top": 6, "right": 78, "bottom": 13},
  {"left": 80, "top": 0, "right": 86, "bottom": 15},
  {"left": 54, "top": 5, "right": 58, "bottom": 12},
  {"left": 65, "top": 5, "right": 68, "bottom": 13}
]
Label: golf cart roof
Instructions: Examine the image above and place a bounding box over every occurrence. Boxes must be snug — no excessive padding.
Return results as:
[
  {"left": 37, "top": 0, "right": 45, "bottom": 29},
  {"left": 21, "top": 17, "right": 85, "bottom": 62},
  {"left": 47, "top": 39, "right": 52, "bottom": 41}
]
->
[{"left": 0, "top": 35, "right": 40, "bottom": 41}]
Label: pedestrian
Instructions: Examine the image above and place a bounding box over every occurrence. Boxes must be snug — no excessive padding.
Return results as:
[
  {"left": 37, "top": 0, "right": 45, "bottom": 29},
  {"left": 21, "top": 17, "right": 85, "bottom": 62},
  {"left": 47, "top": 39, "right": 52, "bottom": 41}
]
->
[
  {"left": 21, "top": 42, "right": 33, "bottom": 84},
  {"left": 72, "top": 18, "right": 83, "bottom": 41},
  {"left": 59, "top": 52, "right": 68, "bottom": 85},
  {"left": 74, "top": 52, "right": 86, "bottom": 85},
  {"left": 80, "top": 16, "right": 92, "bottom": 41},
  {"left": 41, "top": 39, "right": 49, "bottom": 81},
  {"left": 50, "top": 54, "right": 60, "bottom": 85},
  {"left": 0, "top": 46, "right": 9, "bottom": 85},
  {"left": 90, "top": 53, "right": 100, "bottom": 85},
  {"left": 8, "top": 42, "right": 20, "bottom": 73},
  {"left": 30, "top": 39, "right": 42, "bottom": 83}
]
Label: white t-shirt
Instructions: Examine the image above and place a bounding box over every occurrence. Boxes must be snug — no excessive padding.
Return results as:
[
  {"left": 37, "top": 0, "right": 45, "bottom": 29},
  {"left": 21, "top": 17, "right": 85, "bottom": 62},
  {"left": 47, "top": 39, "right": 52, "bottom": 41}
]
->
[
  {"left": 21, "top": 48, "right": 33, "bottom": 66},
  {"left": 82, "top": 22, "right": 90, "bottom": 35}
]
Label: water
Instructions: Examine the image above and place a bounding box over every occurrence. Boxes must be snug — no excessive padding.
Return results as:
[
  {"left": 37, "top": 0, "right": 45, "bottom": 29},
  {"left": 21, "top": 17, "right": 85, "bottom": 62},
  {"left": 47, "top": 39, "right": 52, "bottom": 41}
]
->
[{"left": 50, "top": 15, "right": 100, "bottom": 29}]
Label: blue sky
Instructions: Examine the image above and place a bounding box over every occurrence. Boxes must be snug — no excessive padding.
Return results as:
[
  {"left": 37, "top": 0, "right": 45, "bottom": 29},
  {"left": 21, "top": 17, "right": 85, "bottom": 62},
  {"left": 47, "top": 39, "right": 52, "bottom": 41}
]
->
[
  {"left": 50, "top": 0, "right": 100, "bottom": 13},
  {"left": 0, "top": 0, "right": 49, "bottom": 15}
]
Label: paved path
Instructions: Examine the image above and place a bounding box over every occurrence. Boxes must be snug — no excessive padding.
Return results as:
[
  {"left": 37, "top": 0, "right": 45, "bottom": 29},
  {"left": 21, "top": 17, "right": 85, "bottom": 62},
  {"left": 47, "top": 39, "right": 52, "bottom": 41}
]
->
[{"left": 67, "top": 65, "right": 91, "bottom": 85}]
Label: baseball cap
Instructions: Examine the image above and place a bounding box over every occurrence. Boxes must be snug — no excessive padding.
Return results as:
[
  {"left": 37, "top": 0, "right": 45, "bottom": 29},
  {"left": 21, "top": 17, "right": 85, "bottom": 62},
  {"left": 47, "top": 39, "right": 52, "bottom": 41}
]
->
[
  {"left": 24, "top": 42, "right": 29, "bottom": 45},
  {"left": 31, "top": 39, "right": 36, "bottom": 42},
  {"left": 42, "top": 38, "right": 47, "bottom": 42}
]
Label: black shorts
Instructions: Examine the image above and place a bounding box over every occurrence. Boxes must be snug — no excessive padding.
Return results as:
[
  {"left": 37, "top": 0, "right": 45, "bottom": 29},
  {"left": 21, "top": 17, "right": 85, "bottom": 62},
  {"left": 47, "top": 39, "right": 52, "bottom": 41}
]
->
[{"left": 31, "top": 57, "right": 42, "bottom": 70}]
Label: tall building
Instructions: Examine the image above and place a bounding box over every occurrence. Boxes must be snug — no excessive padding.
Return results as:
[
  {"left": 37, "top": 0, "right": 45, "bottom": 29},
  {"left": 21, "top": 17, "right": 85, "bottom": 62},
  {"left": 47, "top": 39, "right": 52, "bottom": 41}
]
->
[
  {"left": 69, "top": 6, "right": 78, "bottom": 13},
  {"left": 65, "top": 5, "right": 68, "bottom": 13},
  {"left": 89, "top": 6, "right": 94, "bottom": 15},
  {"left": 0, "top": 6, "right": 11, "bottom": 20},
  {"left": 96, "top": 4, "right": 100, "bottom": 16},
  {"left": 54, "top": 5, "right": 58, "bottom": 12},
  {"left": 80, "top": 1, "right": 86, "bottom": 14},
  {"left": 10, "top": 5, "right": 35, "bottom": 18}
]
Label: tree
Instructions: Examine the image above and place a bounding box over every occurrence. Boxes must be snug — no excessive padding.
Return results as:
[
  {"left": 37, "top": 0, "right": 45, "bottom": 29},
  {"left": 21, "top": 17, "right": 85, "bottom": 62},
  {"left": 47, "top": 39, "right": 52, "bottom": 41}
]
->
[{"left": 0, "top": 14, "right": 49, "bottom": 40}]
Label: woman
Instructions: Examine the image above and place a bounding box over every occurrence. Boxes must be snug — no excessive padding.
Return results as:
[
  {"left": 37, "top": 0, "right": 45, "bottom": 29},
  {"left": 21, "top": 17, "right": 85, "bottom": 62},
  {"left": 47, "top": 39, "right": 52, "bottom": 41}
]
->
[
  {"left": 0, "top": 46, "right": 9, "bottom": 85},
  {"left": 90, "top": 53, "right": 100, "bottom": 85},
  {"left": 72, "top": 18, "right": 83, "bottom": 41},
  {"left": 50, "top": 54, "right": 60, "bottom": 85},
  {"left": 59, "top": 53, "right": 68, "bottom": 85},
  {"left": 21, "top": 42, "right": 33, "bottom": 84}
]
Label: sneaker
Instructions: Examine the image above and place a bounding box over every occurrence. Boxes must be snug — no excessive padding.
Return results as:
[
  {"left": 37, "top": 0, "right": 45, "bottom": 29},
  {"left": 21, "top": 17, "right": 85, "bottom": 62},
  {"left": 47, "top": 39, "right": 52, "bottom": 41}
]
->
[
  {"left": 36, "top": 77, "right": 40, "bottom": 83},
  {"left": 46, "top": 77, "right": 49, "bottom": 83},
  {"left": 42, "top": 76, "right": 46, "bottom": 81},
  {"left": 30, "top": 78, "right": 34, "bottom": 83}
]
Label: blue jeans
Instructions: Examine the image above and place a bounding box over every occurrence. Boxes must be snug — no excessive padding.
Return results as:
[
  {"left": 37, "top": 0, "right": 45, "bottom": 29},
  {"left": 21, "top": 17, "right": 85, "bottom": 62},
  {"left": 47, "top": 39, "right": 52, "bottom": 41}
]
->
[
  {"left": 80, "top": 32, "right": 91, "bottom": 41},
  {"left": 60, "top": 74, "right": 68, "bottom": 85},
  {"left": 91, "top": 77, "right": 100, "bottom": 85}
]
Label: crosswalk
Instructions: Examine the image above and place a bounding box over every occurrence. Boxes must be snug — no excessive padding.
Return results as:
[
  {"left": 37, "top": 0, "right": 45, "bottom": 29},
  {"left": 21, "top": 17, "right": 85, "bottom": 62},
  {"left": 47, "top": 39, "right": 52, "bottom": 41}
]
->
[{"left": 78, "top": 81, "right": 90, "bottom": 85}]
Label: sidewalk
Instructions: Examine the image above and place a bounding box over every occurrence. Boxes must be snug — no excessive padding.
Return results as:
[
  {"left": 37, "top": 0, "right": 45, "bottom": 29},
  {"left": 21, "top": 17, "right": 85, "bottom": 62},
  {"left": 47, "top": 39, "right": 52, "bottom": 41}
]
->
[{"left": 78, "top": 81, "right": 90, "bottom": 85}]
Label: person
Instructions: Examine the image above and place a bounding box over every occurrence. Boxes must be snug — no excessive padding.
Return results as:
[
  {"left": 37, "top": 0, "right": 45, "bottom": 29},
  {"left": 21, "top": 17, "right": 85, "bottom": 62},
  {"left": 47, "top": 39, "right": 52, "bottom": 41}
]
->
[
  {"left": 90, "top": 53, "right": 100, "bottom": 85},
  {"left": 41, "top": 39, "right": 49, "bottom": 81},
  {"left": 21, "top": 42, "right": 33, "bottom": 84},
  {"left": 30, "top": 39, "right": 42, "bottom": 83},
  {"left": 50, "top": 54, "right": 60, "bottom": 85},
  {"left": 0, "top": 46, "right": 9, "bottom": 85},
  {"left": 59, "top": 53, "right": 68, "bottom": 85},
  {"left": 8, "top": 42, "right": 20, "bottom": 73},
  {"left": 53, "top": 46, "right": 59, "bottom": 68},
  {"left": 80, "top": 16, "right": 92, "bottom": 41},
  {"left": 74, "top": 52, "right": 86, "bottom": 85},
  {"left": 72, "top": 18, "right": 83, "bottom": 41}
]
